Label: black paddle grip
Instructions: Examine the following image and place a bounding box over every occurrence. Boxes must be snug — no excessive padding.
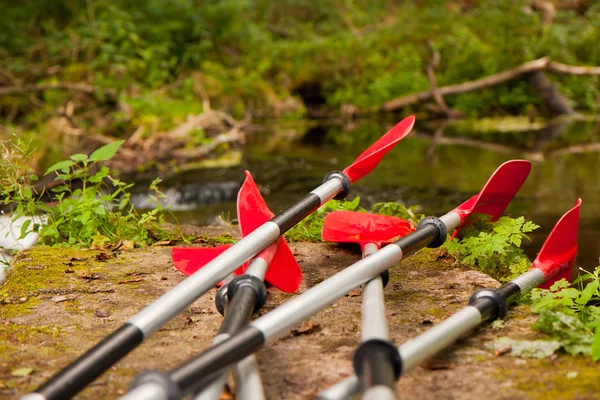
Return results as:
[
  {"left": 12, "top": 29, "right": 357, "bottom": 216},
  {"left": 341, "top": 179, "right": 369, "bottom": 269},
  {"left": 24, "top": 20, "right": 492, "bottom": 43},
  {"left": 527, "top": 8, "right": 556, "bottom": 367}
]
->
[{"left": 353, "top": 338, "right": 402, "bottom": 388}]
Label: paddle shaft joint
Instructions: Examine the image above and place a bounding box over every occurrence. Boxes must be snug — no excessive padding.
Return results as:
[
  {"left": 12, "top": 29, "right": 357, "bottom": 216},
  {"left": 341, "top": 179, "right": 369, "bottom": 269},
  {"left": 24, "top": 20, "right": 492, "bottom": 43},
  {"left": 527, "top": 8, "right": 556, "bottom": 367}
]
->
[
  {"left": 416, "top": 216, "right": 447, "bottom": 248},
  {"left": 469, "top": 288, "right": 508, "bottom": 321},
  {"left": 353, "top": 339, "right": 402, "bottom": 390},
  {"left": 323, "top": 171, "right": 351, "bottom": 200},
  {"left": 227, "top": 275, "right": 267, "bottom": 312}
]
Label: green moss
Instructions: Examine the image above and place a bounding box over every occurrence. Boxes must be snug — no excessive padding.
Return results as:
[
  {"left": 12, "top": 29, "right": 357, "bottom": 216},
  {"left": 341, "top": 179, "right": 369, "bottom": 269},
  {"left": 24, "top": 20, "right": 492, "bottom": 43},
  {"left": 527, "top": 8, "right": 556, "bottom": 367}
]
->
[
  {"left": 0, "top": 297, "right": 41, "bottom": 318},
  {"left": 1, "top": 247, "right": 105, "bottom": 298},
  {"left": 0, "top": 322, "right": 62, "bottom": 343},
  {"left": 498, "top": 356, "right": 600, "bottom": 399}
]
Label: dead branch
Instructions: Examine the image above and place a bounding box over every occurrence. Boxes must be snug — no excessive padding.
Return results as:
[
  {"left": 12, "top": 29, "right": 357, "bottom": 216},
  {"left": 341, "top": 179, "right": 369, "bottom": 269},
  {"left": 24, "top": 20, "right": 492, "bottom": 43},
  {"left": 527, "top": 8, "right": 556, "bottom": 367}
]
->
[
  {"left": 0, "top": 82, "right": 117, "bottom": 101},
  {"left": 425, "top": 40, "right": 464, "bottom": 118},
  {"left": 383, "top": 57, "right": 600, "bottom": 113}
]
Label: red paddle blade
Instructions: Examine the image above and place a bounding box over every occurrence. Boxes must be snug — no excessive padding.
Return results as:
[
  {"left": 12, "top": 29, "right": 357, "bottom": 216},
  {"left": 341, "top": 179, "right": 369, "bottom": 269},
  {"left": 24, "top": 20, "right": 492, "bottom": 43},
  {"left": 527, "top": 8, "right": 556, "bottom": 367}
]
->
[
  {"left": 322, "top": 211, "right": 414, "bottom": 249},
  {"left": 237, "top": 170, "right": 275, "bottom": 235},
  {"left": 342, "top": 116, "right": 415, "bottom": 184},
  {"left": 533, "top": 199, "right": 581, "bottom": 289},
  {"left": 173, "top": 245, "right": 232, "bottom": 275},
  {"left": 172, "top": 245, "right": 248, "bottom": 285},
  {"left": 452, "top": 160, "right": 531, "bottom": 235},
  {"left": 238, "top": 170, "right": 302, "bottom": 293}
]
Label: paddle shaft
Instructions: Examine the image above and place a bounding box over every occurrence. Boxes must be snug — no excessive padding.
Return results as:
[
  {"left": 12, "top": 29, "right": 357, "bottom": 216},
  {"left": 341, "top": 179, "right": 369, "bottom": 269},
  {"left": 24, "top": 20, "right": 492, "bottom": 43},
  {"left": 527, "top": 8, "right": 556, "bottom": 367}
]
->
[
  {"left": 26, "top": 177, "right": 344, "bottom": 400},
  {"left": 357, "top": 243, "right": 396, "bottom": 400},
  {"left": 193, "top": 256, "right": 269, "bottom": 400},
  {"left": 317, "top": 268, "right": 545, "bottom": 400},
  {"left": 124, "top": 212, "right": 460, "bottom": 398}
]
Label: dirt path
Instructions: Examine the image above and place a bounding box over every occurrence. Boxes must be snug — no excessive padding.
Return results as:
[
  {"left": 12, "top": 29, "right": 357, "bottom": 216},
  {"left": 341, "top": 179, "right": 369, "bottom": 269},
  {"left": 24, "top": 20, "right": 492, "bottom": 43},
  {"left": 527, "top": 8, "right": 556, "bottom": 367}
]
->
[{"left": 1, "top": 231, "right": 598, "bottom": 399}]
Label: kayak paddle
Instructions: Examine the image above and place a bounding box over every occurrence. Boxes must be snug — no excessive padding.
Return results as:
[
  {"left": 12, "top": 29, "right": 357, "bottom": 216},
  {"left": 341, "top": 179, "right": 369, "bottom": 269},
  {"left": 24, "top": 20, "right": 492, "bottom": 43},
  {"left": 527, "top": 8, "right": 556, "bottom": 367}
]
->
[
  {"left": 26, "top": 116, "right": 415, "bottom": 400},
  {"left": 319, "top": 199, "right": 581, "bottom": 399},
  {"left": 123, "top": 159, "right": 531, "bottom": 399},
  {"left": 192, "top": 170, "right": 299, "bottom": 400},
  {"left": 323, "top": 211, "right": 414, "bottom": 399}
]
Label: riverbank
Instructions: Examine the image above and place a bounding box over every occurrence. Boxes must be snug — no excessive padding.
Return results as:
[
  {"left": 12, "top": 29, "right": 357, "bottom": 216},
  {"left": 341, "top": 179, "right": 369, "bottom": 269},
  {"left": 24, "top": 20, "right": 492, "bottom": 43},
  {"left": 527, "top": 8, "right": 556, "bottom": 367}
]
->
[{"left": 1, "top": 227, "right": 597, "bottom": 399}]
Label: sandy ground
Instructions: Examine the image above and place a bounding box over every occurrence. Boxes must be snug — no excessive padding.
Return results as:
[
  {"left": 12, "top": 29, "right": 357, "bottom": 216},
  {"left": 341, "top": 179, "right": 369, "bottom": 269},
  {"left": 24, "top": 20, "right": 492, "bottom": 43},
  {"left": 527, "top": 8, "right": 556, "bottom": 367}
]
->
[{"left": 1, "top": 229, "right": 599, "bottom": 399}]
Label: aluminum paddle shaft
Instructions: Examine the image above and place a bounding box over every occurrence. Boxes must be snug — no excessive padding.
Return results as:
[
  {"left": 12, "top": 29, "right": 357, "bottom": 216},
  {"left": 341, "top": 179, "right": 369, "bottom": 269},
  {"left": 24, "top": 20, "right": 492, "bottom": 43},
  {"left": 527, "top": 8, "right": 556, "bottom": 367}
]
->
[
  {"left": 357, "top": 243, "right": 397, "bottom": 400},
  {"left": 124, "top": 212, "right": 459, "bottom": 399}
]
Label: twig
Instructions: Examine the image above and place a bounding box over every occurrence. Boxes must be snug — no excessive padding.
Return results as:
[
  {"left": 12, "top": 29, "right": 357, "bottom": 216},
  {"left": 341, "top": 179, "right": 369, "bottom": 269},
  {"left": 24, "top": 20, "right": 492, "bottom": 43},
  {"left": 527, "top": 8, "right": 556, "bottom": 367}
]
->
[{"left": 0, "top": 82, "right": 117, "bottom": 101}]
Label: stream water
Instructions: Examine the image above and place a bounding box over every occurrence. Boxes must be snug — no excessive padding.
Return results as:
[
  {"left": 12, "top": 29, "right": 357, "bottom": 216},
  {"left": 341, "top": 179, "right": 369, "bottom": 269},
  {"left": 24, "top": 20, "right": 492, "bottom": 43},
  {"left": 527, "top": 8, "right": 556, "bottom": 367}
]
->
[{"left": 137, "top": 117, "right": 600, "bottom": 273}]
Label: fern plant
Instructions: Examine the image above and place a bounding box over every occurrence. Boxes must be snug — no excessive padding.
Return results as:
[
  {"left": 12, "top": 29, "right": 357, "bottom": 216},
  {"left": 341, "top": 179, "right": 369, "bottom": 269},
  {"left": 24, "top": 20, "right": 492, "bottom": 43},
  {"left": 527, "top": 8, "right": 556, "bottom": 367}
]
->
[{"left": 442, "top": 215, "right": 540, "bottom": 281}]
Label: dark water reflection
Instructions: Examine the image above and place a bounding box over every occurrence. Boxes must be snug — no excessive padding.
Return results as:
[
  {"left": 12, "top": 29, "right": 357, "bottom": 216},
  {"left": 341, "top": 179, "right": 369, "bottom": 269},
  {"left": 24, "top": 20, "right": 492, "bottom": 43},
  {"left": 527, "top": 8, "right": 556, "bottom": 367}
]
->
[{"left": 162, "top": 118, "right": 600, "bottom": 273}]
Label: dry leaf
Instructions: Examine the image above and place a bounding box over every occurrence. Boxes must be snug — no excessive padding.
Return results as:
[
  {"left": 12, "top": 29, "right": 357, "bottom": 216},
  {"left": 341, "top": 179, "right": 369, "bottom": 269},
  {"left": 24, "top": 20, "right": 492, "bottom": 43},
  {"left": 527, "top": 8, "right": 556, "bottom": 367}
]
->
[
  {"left": 11, "top": 367, "right": 33, "bottom": 377},
  {"left": 291, "top": 322, "right": 320, "bottom": 336}
]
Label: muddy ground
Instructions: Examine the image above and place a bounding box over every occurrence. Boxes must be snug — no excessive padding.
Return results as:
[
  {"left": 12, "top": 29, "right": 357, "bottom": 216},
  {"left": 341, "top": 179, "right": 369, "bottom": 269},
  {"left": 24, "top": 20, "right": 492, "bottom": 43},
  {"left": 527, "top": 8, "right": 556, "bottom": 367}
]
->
[{"left": 1, "top": 227, "right": 599, "bottom": 399}]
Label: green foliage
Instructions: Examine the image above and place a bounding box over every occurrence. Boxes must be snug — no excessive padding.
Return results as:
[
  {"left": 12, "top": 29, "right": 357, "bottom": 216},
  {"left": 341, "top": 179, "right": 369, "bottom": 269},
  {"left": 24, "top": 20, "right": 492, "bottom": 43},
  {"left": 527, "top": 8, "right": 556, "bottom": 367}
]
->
[
  {"left": 285, "top": 197, "right": 420, "bottom": 242},
  {"left": 1, "top": 139, "right": 185, "bottom": 250},
  {"left": 3, "top": 0, "right": 600, "bottom": 122},
  {"left": 442, "top": 215, "right": 540, "bottom": 281},
  {"left": 528, "top": 267, "right": 600, "bottom": 361},
  {"left": 370, "top": 202, "right": 423, "bottom": 227}
]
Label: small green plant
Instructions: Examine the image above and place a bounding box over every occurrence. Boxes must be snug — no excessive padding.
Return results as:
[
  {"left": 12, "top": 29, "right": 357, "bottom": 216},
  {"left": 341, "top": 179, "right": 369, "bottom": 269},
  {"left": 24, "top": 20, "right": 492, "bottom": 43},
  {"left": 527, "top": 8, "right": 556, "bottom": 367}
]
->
[
  {"left": 527, "top": 267, "right": 600, "bottom": 361},
  {"left": 1, "top": 139, "right": 185, "bottom": 250},
  {"left": 442, "top": 215, "right": 540, "bottom": 281}
]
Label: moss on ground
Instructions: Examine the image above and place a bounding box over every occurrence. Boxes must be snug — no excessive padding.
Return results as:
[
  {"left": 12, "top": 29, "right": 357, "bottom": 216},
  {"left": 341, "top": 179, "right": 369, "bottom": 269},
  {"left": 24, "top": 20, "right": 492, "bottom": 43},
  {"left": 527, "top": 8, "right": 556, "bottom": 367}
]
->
[{"left": 498, "top": 356, "right": 600, "bottom": 399}]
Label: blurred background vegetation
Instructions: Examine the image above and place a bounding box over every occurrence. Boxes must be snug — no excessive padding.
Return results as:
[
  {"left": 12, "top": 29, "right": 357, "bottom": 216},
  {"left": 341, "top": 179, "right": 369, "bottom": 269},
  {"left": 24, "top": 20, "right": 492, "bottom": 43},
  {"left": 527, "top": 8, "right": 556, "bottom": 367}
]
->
[{"left": 1, "top": 0, "right": 599, "bottom": 137}]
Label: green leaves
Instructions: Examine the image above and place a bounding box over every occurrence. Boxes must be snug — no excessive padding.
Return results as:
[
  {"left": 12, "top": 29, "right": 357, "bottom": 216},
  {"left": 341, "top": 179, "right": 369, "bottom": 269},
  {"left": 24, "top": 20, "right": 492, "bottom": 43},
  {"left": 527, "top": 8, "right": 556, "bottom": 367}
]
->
[
  {"left": 528, "top": 267, "right": 600, "bottom": 361},
  {"left": 89, "top": 141, "right": 125, "bottom": 162},
  {"left": 442, "top": 215, "right": 538, "bottom": 281},
  {"left": 45, "top": 160, "right": 75, "bottom": 175}
]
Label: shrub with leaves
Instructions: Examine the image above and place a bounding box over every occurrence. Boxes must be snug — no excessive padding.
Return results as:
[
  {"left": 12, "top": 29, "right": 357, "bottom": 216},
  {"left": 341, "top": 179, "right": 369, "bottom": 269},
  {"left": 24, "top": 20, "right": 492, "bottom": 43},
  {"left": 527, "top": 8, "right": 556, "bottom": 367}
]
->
[
  {"left": 442, "top": 215, "right": 540, "bottom": 281},
  {"left": 528, "top": 267, "right": 600, "bottom": 361},
  {"left": 1, "top": 140, "right": 183, "bottom": 250}
]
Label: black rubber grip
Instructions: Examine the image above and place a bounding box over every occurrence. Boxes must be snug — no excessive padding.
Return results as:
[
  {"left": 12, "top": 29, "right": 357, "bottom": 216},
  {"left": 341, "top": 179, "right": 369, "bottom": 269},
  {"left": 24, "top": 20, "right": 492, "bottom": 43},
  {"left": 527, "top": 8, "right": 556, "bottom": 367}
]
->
[
  {"left": 227, "top": 275, "right": 267, "bottom": 312},
  {"left": 271, "top": 193, "right": 321, "bottom": 233},
  {"left": 469, "top": 288, "right": 508, "bottom": 321},
  {"left": 416, "top": 216, "right": 447, "bottom": 248},
  {"left": 353, "top": 339, "right": 402, "bottom": 389},
  {"left": 34, "top": 323, "right": 144, "bottom": 399},
  {"left": 497, "top": 282, "right": 522, "bottom": 304},
  {"left": 170, "top": 325, "right": 265, "bottom": 395},
  {"left": 220, "top": 285, "right": 259, "bottom": 335},
  {"left": 214, "top": 284, "right": 229, "bottom": 316},
  {"left": 393, "top": 223, "right": 438, "bottom": 256}
]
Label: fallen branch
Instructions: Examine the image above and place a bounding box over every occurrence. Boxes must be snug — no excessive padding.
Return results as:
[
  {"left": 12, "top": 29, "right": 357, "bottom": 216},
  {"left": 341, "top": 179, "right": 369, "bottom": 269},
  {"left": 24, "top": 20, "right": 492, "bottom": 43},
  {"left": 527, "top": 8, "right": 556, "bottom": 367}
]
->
[
  {"left": 0, "top": 82, "right": 117, "bottom": 101},
  {"left": 383, "top": 57, "right": 600, "bottom": 112}
]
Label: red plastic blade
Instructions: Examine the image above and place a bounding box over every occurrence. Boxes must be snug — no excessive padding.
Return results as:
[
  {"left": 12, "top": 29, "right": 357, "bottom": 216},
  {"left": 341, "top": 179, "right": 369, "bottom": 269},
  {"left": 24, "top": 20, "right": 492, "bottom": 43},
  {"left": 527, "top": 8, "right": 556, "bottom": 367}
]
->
[
  {"left": 172, "top": 245, "right": 232, "bottom": 275},
  {"left": 533, "top": 199, "right": 581, "bottom": 289},
  {"left": 172, "top": 245, "right": 249, "bottom": 285},
  {"left": 451, "top": 160, "right": 531, "bottom": 235},
  {"left": 238, "top": 171, "right": 302, "bottom": 293},
  {"left": 322, "top": 211, "right": 414, "bottom": 250},
  {"left": 342, "top": 116, "right": 415, "bottom": 184}
]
